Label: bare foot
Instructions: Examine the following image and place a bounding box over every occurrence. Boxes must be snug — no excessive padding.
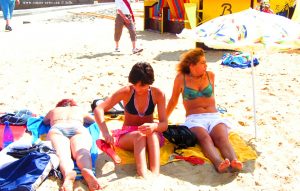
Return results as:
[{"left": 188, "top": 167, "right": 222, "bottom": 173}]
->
[
  {"left": 217, "top": 158, "right": 230, "bottom": 173},
  {"left": 60, "top": 170, "right": 76, "bottom": 191},
  {"left": 231, "top": 159, "right": 243, "bottom": 171},
  {"left": 81, "top": 168, "right": 101, "bottom": 191}
]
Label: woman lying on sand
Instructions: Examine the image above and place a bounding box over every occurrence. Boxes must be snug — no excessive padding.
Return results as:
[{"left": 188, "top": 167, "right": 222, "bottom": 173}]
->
[{"left": 43, "top": 99, "right": 101, "bottom": 191}]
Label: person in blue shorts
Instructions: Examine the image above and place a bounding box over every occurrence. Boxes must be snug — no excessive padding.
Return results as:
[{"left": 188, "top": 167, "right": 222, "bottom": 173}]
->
[{"left": 0, "top": 0, "right": 19, "bottom": 31}]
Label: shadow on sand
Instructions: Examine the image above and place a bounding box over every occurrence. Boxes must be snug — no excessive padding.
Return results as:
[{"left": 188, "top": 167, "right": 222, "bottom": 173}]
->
[{"left": 96, "top": 152, "right": 257, "bottom": 187}]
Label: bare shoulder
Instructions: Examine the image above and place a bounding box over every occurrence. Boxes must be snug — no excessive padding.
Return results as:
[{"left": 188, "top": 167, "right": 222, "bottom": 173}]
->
[
  {"left": 175, "top": 73, "right": 184, "bottom": 81},
  {"left": 150, "top": 87, "right": 165, "bottom": 105},
  {"left": 207, "top": 71, "right": 215, "bottom": 79},
  {"left": 151, "top": 86, "right": 165, "bottom": 98},
  {"left": 114, "top": 86, "right": 131, "bottom": 95},
  {"left": 109, "top": 85, "right": 132, "bottom": 104}
]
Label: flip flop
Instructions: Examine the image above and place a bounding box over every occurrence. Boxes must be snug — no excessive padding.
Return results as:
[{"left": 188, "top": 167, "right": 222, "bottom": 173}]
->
[
  {"left": 171, "top": 154, "right": 205, "bottom": 165},
  {"left": 96, "top": 139, "right": 121, "bottom": 164}
]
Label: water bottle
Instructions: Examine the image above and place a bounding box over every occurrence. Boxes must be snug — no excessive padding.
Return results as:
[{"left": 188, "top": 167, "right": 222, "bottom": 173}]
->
[{"left": 3, "top": 121, "right": 14, "bottom": 148}]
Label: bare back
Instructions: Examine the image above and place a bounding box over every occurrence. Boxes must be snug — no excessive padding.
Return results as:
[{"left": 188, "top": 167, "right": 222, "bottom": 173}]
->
[{"left": 45, "top": 106, "right": 84, "bottom": 127}]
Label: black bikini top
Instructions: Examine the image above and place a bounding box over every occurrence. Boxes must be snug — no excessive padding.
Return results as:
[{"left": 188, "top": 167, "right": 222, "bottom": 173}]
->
[{"left": 125, "top": 88, "right": 155, "bottom": 117}]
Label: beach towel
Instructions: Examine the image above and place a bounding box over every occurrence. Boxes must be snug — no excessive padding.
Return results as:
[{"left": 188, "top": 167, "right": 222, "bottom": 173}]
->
[
  {"left": 0, "top": 151, "right": 58, "bottom": 191},
  {"left": 105, "top": 119, "right": 257, "bottom": 165},
  {"left": 26, "top": 117, "right": 100, "bottom": 180},
  {"left": 221, "top": 52, "right": 259, "bottom": 69},
  {"left": 0, "top": 124, "right": 27, "bottom": 149}
]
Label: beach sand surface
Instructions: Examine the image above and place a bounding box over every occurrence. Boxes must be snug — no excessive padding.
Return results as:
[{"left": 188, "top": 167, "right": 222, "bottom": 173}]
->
[{"left": 1, "top": 2, "right": 300, "bottom": 191}]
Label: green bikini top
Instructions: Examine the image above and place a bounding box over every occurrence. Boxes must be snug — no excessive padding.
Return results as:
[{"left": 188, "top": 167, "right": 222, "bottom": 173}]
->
[{"left": 183, "top": 72, "right": 213, "bottom": 100}]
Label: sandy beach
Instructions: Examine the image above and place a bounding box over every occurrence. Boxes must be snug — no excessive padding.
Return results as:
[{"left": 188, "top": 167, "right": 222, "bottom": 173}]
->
[{"left": 1, "top": 2, "right": 300, "bottom": 190}]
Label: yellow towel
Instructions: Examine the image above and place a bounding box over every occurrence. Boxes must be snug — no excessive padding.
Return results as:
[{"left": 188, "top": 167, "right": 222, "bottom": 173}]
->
[{"left": 107, "top": 119, "right": 257, "bottom": 165}]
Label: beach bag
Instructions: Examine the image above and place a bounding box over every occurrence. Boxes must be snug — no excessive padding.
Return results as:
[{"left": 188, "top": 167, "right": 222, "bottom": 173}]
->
[
  {"left": 0, "top": 109, "right": 35, "bottom": 126},
  {"left": 163, "top": 125, "right": 197, "bottom": 150},
  {"left": 91, "top": 98, "right": 124, "bottom": 117},
  {"left": 6, "top": 142, "right": 56, "bottom": 159},
  {"left": 221, "top": 52, "right": 259, "bottom": 69},
  {"left": 0, "top": 151, "right": 59, "bottom": 191}
]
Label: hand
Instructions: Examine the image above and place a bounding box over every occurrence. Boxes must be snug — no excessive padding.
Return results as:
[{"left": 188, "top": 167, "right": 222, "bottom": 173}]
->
[
  {"left": 138, "top": 123, "right": 157, "bottom": 135},
  {"left": 103, "top": 133, "right": 114, "bottom": 145},
  {"left": 15, "top": 0, "right": 20, "bottom": 5}
]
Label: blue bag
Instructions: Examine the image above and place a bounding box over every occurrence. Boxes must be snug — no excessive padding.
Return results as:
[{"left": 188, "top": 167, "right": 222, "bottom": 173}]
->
[
  {"left": 221, "top": 52, "right": 259, "bottom": 69},
  {"left": 0, "top": 151, "right": 56, "bottom": 191}
]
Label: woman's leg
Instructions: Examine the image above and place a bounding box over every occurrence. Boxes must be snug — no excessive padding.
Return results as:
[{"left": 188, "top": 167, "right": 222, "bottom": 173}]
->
[
  {"left": 191, "top": 127, "right": 230, "bottom": 172},
  {"left": 47, "top": 130, "right": 76, "bottom": 191},
  {"left": 118, "top": 131, "right": 147, "bottom": 177},
  {"left": 70, "top": 130, "right": 101, "bottom": 191},
  {"left": 210, "top": 123, "right": 243, "bottom": 170},
  {"left": 146, "top": 132, "right": 160, "bottom": 175},
  {"left": 0, "top": 0, "right": 9, "bottom": 20}
]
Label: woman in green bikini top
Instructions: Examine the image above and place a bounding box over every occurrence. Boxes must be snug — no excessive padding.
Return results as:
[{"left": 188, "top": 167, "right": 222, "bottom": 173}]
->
[{"left": 166, "top": 48, "right": 243, "bottom": 173}]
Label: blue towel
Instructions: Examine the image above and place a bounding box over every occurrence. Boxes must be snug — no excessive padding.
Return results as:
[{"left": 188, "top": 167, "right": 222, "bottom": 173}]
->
[
  {"left": 27, "top": 117, "right": 100, "bottom": 180},
  {"left": 221, "top": 52, "right": 259, "bottom": 69}
]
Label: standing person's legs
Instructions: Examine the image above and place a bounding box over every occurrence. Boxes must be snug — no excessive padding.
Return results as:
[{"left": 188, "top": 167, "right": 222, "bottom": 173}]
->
[
  {"left": 47, "top": 131, "right": 76, "bottom": 191},
  {"left": 8, "top": 0, "right": 15, "bottom": 21},
  {"left": 70, "top": 131, "right": 101, "bottom": 191},
  {"left": 114, "top": 14, "right": 124, "bottom": 50},
  {"left": 0, "top": 0, "right": 9, "bottom": 27},
  {"left": 124, "top": 15, "right": 143, "bottom": 53}
]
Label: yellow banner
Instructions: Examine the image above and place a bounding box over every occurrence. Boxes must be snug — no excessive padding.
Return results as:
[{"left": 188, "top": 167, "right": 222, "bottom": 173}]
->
[{"left": 201, "top": 0, "right": 253, "bottom": 23}]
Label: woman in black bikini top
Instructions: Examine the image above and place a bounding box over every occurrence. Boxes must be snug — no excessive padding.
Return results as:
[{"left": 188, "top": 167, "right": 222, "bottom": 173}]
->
[{"left": 94, "top": 62, "right": 167, "bottom": 178}]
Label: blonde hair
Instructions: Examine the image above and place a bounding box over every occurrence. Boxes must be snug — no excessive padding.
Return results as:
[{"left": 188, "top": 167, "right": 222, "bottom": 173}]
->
[{"left": 176, "top": 48, "right": 205, "bottom": 74}]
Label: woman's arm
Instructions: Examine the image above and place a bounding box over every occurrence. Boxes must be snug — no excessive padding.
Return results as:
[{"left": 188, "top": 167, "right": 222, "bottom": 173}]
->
[
  {"left": 83, "top": 113, "right": 95, "bottom": 124},
  {"left": 154, "top": 88, "right": 168, "bottom": 132},
  {"left": 43, "top": 110, "right": 52, "bottom": 125},
  {"left": 94, "top": 87, "right": 127, "bottom": 144},
  {"left": 166, "top": 74, "right": 183, "bottom": 118}
]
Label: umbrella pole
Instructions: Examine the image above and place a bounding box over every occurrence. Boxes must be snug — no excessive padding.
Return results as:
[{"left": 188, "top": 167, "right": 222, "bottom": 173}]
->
[{"left": 250, "top": 50, "right": 257, "bottom": 140}]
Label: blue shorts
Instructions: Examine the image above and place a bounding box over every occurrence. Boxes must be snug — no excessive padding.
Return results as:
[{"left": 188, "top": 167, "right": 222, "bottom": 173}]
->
[{"left": 0, "top": 0, "right": 15, "bottom": 20}]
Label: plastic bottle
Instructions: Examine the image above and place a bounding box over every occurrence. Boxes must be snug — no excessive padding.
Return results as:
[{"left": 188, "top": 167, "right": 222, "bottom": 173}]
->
[{"left": 3, "top": 121, "right": 14, "bottom": 148}]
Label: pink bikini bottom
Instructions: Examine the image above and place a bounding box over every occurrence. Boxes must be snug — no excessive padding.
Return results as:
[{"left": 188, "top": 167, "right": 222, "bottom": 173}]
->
[{"left": 112, "top": 126, "right": 165, "bottom": 147}]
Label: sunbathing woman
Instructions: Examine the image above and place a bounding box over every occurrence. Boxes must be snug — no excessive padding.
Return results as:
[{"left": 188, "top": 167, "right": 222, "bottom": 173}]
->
[
  {"left": 166, "top": 48, "right": 243, "bottom": 173},
  {"left": 43, "top": 99, "right": 101, "bottom": 191},
  {"left": 94, "top": 62, "right": 167, "bottom": 177}
]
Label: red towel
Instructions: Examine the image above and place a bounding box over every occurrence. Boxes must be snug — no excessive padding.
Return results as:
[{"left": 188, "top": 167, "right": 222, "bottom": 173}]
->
[{"left": 0, "top": 125, "right": 26, "bottom": 149}]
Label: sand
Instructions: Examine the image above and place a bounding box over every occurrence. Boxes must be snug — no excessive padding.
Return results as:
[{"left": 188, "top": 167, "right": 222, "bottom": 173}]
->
[{"left": 1, "top": 2, "right": 300, "bottom": 190}]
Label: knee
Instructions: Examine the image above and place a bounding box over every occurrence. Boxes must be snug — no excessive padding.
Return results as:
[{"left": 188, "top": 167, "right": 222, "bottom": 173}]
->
[
  {"left": 134, "top": 132, "right": 146, "bottom": 143},
  {"left": 213, "top": 135, "right": 229, "bottom": 147},
  {"left": 75, "top": 149, "right": 91, "bottom": 160},
  {"left": 146, "top": 132, "right": 160, "bottom": 144},
  {"left": 198, "top": 133, "right": 213, "bottom": 145}
]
